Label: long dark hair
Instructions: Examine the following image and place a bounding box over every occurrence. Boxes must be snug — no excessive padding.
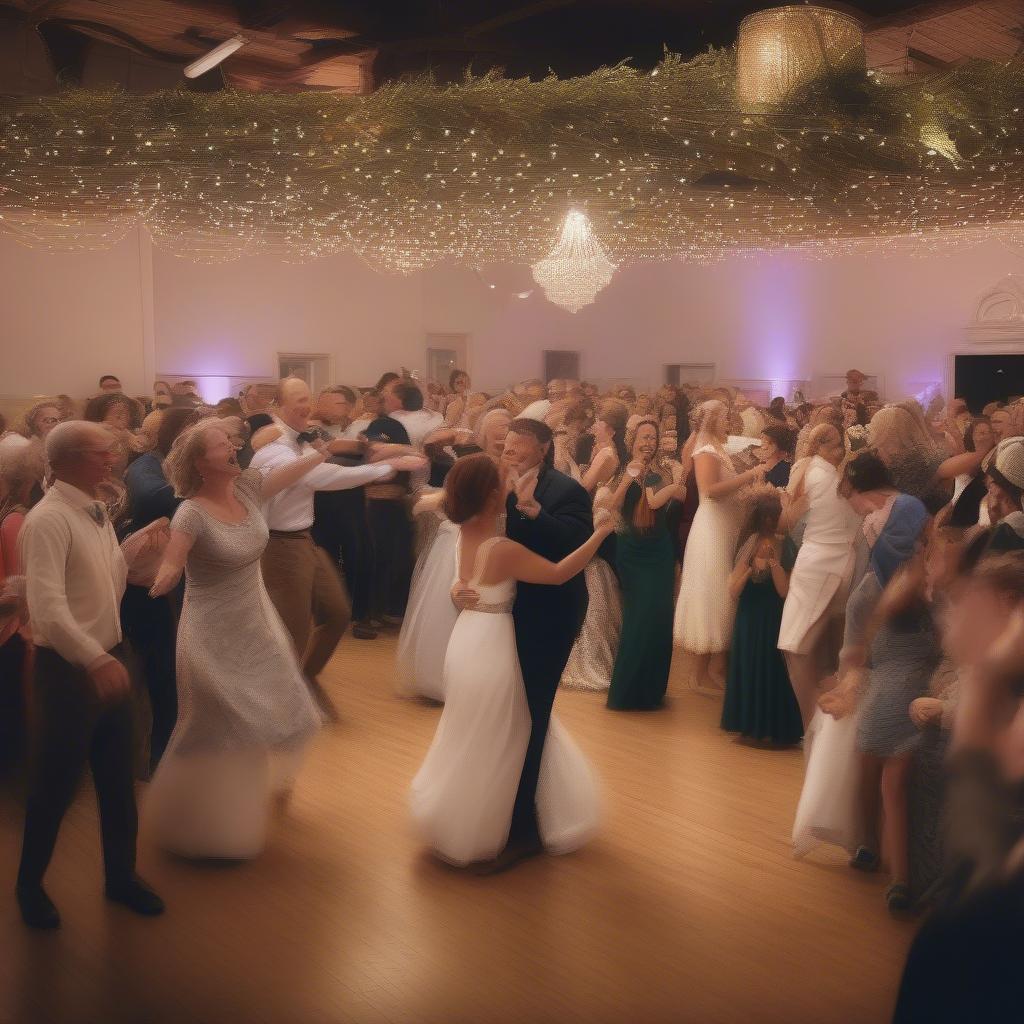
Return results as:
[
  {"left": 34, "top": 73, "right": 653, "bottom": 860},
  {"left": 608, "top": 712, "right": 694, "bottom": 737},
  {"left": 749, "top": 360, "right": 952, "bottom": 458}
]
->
[{"left": 625, "top": 417, "right": 663, "bottom": 533}]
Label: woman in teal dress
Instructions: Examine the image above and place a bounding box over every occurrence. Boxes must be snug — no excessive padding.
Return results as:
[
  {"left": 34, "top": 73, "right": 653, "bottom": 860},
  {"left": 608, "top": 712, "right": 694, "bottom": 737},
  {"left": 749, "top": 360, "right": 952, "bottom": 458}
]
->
[
  {"left": 604, "top": 418, "right": 685, "bottom": 710},
  {"left": 721, "top": 491, "right": 803, "bottom": 745}
]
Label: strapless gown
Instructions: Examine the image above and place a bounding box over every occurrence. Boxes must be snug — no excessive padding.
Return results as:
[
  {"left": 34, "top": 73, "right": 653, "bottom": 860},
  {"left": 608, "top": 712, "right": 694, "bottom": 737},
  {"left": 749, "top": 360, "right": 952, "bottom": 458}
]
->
[{"left": 410, "top": 535, "right": 600, "bottom": 865}]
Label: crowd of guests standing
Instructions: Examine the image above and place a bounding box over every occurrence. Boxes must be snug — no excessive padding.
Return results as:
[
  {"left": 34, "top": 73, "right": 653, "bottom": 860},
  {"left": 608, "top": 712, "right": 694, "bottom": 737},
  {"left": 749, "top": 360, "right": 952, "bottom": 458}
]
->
[{"left": 2, "top": 364, "right": 1024, "bottom": 1019}]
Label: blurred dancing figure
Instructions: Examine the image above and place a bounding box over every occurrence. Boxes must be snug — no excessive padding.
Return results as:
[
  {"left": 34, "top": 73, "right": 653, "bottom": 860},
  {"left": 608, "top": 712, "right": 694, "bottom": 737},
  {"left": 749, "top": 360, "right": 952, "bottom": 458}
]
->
[
  {"left": 148, "top": 420, "right": 328, "bottom": 858},
  {"left": 250, "top": 378, "right": 420, "bottom": 720}
]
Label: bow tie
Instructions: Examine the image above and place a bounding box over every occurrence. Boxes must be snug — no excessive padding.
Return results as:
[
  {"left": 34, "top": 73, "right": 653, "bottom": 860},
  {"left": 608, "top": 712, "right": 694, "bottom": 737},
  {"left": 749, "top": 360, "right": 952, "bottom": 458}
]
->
[
  {"left": 88, "top": 502, "right": 107, "bottom": 525},
  {"left": 296, "top": 431, "right": 318, "bottom": 445}
]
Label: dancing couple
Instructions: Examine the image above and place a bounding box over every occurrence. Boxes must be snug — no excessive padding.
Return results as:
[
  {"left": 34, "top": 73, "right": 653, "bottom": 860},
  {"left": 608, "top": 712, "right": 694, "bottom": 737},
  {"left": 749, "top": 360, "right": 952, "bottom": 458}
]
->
[{"left": 411, "top": 418, "right": 612, "bottom": 872}]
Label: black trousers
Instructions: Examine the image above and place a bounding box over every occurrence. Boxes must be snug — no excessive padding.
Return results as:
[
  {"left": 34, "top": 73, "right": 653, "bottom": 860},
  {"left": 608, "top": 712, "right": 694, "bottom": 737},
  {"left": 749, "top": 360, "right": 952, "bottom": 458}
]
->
[
  {"left": 0, "top": 632, "right": 28, "bottom": 770},
  {"left": 17, "top": 646, "right": 138, "bottom": 889},
  {"left": 508, "top": 600, "right": 588, "bottom": 843},
  {"left": 366, "top": 498, "right": 413, "bottom": 620},
  {"left": 120, "top": 584, "right": 178, "bottom": 772},
  {"left": 312, "top": 488, "right": 372, "bottom": 623}
]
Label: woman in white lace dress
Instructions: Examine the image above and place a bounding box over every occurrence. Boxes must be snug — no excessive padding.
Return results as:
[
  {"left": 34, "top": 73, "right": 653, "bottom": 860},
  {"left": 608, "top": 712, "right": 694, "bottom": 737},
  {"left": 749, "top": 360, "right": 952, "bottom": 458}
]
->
[{"left": 674, "top": 400, "right": 766, "bottom": 689}]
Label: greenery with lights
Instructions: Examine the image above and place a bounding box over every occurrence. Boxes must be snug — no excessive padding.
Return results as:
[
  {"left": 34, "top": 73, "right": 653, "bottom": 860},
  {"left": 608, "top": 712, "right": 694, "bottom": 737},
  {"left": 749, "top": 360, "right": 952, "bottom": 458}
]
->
[{"left": 2, "top": 46, "right": 1024, "bottom": 267}]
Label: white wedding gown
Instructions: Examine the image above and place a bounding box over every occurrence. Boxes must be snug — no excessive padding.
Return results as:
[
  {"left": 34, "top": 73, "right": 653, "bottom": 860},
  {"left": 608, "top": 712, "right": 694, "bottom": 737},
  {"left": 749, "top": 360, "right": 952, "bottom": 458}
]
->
[
  {"left": 397, "top": 517, "right": 460, "bottom": 701},
  {"left": 410, "top": 535, "right": 601, "bottom": 866}
]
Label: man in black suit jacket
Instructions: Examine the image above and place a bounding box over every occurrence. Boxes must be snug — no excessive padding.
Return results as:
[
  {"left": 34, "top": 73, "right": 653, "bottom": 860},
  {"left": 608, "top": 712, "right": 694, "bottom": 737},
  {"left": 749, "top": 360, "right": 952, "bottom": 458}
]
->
[{"left": 494, "top": 417, "right": 593, "bottom": 868}]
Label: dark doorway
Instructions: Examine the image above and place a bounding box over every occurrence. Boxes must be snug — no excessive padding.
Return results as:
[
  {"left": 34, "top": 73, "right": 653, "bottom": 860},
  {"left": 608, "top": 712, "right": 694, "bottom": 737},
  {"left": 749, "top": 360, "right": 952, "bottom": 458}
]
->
[
  {"left": 544, "top": 350, "right": 580, "bottom": 381},
  {"left": 954, "top": 354, "right": 1024, "bottom": 413}
]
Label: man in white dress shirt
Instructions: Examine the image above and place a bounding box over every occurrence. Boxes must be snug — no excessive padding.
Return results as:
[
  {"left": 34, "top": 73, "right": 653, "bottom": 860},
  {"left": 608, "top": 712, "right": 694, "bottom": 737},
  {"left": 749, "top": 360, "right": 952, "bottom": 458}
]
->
[
  {"left": 251, "top": 378, "right": 422, "bottom": 720},
  {"left": 382, "top": 379, "right": 443, "bottom": 449},
  {"left": 16, "top": 421, "right": 164, "bottom": 929}
]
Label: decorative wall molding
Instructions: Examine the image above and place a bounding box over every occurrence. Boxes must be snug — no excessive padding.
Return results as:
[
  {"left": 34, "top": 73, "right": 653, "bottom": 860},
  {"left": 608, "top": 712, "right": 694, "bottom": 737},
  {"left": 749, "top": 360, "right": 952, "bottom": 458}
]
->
[{"left": 967, "top": 274, "right": 1024, "bottom": 346}]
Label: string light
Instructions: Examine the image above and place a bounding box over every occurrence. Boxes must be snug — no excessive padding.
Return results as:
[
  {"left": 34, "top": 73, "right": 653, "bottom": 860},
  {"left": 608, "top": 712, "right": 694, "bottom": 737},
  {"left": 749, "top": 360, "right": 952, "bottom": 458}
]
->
[
  {"left": 531, "top": 209, "right": 617, "bottom": 312},
  {"left": 0, "top": 50, "right": 1023, "bottom": 268}
]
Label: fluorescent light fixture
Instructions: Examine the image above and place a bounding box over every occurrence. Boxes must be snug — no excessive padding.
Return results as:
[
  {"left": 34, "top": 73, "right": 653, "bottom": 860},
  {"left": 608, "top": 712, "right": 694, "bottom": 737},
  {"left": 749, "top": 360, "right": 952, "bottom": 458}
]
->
[{"left": 184, "top": 34, "right": 246, "bottom": 79}]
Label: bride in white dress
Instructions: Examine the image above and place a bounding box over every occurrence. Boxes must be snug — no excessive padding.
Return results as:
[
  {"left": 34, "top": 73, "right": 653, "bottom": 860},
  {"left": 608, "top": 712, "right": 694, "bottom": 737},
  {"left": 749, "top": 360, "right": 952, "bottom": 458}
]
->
[{"left": 410, "top": 453, "right": 612, "bottom": 867}]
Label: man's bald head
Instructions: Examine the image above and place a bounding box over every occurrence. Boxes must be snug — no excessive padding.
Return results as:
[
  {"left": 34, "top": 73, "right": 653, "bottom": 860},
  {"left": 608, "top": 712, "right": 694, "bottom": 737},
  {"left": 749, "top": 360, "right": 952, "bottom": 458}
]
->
[
  {"left": 47, "top": 420, "right": 117, "bottom": 495},
  {"left": 275, "top": 376, "right": 313, "bottom": 431}
]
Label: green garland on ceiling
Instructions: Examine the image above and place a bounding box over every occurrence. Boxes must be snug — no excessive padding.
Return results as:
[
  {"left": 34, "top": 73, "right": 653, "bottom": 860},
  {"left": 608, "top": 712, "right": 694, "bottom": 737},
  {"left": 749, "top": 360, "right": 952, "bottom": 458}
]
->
[{"left": 1, "top": 48, "right": 1023, "bottom": 266}]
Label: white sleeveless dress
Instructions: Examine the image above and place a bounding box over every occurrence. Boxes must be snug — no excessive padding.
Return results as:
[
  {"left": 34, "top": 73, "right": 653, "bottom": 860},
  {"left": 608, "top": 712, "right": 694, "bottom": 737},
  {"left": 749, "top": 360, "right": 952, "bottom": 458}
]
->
[
  {"left": 410, "top": 535, "right": 601, "bottom": 866},
  {"left": 674, "top": 444, "right": 744, "bottom": 654}
]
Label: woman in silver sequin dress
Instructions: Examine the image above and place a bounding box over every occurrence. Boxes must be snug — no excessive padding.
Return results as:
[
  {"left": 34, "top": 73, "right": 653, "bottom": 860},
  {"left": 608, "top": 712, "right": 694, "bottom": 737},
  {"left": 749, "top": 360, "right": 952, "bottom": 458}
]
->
[
  {"left": 562, "top": 401, "right": 628, "bottom": 691},
  {"left": 147, "top": 421, "right": 323, "bottom": 859}
]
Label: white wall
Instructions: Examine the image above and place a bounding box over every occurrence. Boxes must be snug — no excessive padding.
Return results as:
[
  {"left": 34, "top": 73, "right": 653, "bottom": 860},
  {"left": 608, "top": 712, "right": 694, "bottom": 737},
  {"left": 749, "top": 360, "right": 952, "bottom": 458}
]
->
[
  {"left": 152, "top": 245, "right": 426, "bottom": 387},
  {"left": 2, "top": 226, "right": 1023, "bottom": 401},
  {"left": 0, "top": 230, "right": 149, "bottom": 397}
]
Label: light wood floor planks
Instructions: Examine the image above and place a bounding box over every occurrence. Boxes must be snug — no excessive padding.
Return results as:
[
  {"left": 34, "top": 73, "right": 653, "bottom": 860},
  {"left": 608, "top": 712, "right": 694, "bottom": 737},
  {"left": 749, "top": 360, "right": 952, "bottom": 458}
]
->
[{"left": 0, "top": 638, "right": 915, "bottom": 1024}]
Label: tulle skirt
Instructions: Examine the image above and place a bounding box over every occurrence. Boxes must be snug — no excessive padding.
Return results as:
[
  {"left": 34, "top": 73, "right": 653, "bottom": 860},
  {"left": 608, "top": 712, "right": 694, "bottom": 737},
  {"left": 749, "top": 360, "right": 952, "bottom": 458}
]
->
[
  {"left": 397, "top": 520, "right": 460, "bottom": 701},
  {"left": 146, "top": 747, "right": 306, "bottom": 859}
]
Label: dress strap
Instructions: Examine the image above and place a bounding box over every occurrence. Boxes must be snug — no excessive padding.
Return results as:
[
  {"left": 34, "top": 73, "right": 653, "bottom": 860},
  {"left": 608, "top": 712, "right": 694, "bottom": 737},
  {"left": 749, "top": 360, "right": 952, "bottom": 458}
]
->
[{"left": 470, "top": 536, "right": 505, "bottom": 584}]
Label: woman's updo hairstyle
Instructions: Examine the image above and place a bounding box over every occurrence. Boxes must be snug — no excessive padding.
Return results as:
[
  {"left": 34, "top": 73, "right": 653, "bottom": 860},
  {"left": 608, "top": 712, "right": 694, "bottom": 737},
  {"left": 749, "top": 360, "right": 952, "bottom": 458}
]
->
[{"left": 443, "top": 452, "right": 501, "bottom": 525}]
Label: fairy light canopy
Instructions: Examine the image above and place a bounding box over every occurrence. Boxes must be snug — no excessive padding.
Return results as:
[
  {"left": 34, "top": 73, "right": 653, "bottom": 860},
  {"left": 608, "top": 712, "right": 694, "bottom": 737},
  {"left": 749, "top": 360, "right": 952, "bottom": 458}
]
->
[{"left": 2, "top": 5, "right": 1024, "bottom": 284}]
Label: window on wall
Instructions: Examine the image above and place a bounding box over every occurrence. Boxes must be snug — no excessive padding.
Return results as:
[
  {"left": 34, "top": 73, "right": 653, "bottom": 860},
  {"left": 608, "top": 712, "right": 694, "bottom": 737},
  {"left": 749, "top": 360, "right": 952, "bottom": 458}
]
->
[
  {"left": 544, "top": 350, "right": 580, "bottom": 381},
  {"left": 277, "top": 352, "right": 332, "bottom": 394},
  {"left": 426, "top": 333, "right": 468, "bottom": 386},
  {"left": 665, "top": 363, "right": 715, "bottom": 386}
]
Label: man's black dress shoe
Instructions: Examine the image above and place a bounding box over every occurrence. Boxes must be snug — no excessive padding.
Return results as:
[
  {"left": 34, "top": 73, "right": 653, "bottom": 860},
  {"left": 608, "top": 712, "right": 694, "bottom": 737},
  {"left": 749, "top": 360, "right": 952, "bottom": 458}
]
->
[
  {"left": 16, "top": 883, "right": 61, "bottom": 929},
  {"left": 105, "top": 876, "right": 165, "bottom": 917},
  {"left": 471, "top": 837, "right": 544, "bottom": 876}
]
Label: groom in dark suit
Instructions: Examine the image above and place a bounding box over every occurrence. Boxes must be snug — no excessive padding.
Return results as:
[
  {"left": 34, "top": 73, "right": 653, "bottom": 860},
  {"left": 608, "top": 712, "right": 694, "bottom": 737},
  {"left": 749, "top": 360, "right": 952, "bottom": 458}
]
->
[{"left": 487, "top": 417, "right": 593, "bottom": 870}]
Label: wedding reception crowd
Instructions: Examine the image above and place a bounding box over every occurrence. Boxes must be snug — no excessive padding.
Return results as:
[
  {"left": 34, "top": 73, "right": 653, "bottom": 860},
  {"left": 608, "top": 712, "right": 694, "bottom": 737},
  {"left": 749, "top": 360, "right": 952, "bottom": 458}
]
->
[{"left": 2, "top": 364, "right": 1024, "bottom": 1020}]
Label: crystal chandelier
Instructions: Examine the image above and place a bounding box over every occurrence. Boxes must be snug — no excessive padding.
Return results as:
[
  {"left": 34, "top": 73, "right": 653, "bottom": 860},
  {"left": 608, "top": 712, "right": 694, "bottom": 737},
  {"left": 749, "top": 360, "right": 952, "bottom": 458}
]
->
[{"left": 531, "top": 210, "right": 617, "bottom": 313}]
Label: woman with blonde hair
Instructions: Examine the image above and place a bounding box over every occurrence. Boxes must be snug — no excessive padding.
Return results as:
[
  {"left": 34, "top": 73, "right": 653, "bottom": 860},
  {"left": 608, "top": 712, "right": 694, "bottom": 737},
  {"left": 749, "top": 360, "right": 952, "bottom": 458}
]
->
[
  {"left": 779, "top": 423, "right": 861, "bottom": 727},
  {"left": 146, "top": 419, "right": 329, "bottom": 859},
  {"left": 869, "top": 404, "right": 947, "bottom": 510},
  {"left": 674, "top": 400, "right": 766, "bottom": 690}
]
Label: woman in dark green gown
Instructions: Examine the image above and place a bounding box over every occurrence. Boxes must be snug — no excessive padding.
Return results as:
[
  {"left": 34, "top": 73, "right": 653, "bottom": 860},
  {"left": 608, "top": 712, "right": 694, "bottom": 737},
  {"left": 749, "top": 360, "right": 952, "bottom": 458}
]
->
[
  {"left": 721, "top": 492, "right": 803, "bottom": 745},
  {"left": 606, "top": 419, "right": 683, "bottom": 710}
]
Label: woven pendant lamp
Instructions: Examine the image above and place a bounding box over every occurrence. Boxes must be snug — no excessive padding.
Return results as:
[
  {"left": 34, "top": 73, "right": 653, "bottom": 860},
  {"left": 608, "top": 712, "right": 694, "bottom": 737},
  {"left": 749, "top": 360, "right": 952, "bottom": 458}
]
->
[{"left": 735, "top": 5, "right": 866, "bottom": 109}]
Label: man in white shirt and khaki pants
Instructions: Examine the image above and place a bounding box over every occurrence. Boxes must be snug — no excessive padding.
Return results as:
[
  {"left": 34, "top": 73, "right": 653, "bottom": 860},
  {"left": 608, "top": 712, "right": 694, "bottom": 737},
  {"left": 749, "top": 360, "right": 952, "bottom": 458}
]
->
[
  {"left": 16, "top": 421, "right": 164, "bottom": 929},
  {"left": 251, "top": 378, "right": 423, "bottom": 721}
]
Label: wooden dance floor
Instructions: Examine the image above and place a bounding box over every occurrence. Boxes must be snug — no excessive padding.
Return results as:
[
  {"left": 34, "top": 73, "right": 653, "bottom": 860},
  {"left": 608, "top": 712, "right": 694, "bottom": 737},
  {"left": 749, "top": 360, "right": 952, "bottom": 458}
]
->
[{"left": 0, "top": 638, "right": 914, "bottom": 1023}]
